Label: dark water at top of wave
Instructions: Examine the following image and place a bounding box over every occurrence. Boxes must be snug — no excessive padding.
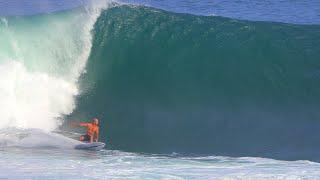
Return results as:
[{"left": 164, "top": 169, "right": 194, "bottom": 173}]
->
[
  {"left": 1, "top": 0, "right": 319, "bottom": 24},
  {"left": 67, "top": 5, "right": 320, "bottom": 162},
  {"left": 119, "top": 0, "right": 320, "bottom": 25}
]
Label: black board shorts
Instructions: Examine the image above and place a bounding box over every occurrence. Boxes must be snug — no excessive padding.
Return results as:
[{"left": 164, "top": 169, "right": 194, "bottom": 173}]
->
[{"left": 81, "top": 134, "right": 91, "bottom": 142}]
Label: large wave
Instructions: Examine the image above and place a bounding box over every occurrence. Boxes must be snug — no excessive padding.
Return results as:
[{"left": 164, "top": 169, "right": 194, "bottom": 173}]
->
[
  {"left": 70, "top": 5, "right": 320, "bottom": 161},
  {"left": 1, "top": 2, "right": 320, "bottom": 161},
  {"left": 0, "top": 2, "right": 108, "bottom": 131}
]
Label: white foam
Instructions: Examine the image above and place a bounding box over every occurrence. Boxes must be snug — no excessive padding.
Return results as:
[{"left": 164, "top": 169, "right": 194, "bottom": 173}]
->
[
  {"left": 0, "top": 61, "right": 78, "bottom": 130},
  {"left": 0, "top": 128, "right": 79, "bottom": 148},
  {"left": 0, "top": 1, "right": 109, "bottom": 131}
]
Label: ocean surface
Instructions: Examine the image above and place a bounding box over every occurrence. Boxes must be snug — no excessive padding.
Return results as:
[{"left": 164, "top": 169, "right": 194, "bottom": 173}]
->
[{"left": 0, "top": 0, "right": 320, "bottom": 179}]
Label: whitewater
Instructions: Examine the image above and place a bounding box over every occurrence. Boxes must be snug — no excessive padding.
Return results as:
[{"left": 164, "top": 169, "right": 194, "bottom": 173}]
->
[
  {"left": 1, "top": 148, "right": 320, "bottom": 179},
  {"left": 0, "top": 0, "right": 109, "bottom": 130},
  {"left": 1, "top": 0, "right": 320, "bottom": 179}
]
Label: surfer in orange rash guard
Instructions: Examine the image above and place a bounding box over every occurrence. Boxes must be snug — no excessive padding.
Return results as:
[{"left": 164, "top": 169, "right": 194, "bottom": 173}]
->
[{"left": 72, "top": 118, "right": 100, "bottom": 143}]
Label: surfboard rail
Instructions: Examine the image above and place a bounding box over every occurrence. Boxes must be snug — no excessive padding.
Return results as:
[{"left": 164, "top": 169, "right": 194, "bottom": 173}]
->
[{"left": 74, "top": 142, "right": 105, "bottom": 151}]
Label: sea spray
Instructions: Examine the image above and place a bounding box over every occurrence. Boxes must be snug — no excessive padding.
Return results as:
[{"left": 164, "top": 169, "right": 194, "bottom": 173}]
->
[{"left": 0, "top": 1, "right": 109, "bottom": 131}]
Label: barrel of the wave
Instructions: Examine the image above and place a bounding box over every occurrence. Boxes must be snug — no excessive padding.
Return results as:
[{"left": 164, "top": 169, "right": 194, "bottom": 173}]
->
[{"left": 70, "top": 5, "right": 320, "bottom": 161}]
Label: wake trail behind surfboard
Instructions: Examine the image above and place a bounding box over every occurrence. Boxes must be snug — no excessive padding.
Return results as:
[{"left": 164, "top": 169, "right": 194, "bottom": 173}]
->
[{"left": 0, "top": 128, "right": 86, "bottom": 149}]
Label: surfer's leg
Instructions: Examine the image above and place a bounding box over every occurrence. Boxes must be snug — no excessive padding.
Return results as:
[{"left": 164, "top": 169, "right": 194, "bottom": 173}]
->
[{"left": 80, "top": 134, "right": 91, "bottom": 142}]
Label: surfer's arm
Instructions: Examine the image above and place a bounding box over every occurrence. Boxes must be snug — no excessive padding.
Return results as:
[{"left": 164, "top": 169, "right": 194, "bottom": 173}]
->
[
  {"left": 70, "top": 122, "right": 90, "bottom": 128},
  {"left": 79, "top": 123, "right": 90, "bottom": 127}
]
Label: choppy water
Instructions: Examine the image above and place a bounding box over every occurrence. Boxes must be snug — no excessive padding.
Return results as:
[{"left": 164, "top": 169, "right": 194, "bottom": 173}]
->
[
  {"left": 1, "top": 148, "right": 320, "bottom": 179},
  {"left": 0, "top": 129, "right": 320, "bottom": 179}
]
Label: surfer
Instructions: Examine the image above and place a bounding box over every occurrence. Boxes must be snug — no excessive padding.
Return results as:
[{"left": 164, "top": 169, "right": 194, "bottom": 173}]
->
[{"left": 71, "top": 118, "right": 100, "bottom": 143}]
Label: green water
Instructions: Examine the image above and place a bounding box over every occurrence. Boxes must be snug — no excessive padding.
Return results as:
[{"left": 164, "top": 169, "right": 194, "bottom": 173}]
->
[{"left": 66, "top": 5, "right": 320, "bottom": 161}]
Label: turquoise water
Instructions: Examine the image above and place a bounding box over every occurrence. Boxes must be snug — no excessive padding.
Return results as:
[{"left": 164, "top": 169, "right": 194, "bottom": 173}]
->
[{"left": 1, "top": 0, "right": 320, "bottom": 179}]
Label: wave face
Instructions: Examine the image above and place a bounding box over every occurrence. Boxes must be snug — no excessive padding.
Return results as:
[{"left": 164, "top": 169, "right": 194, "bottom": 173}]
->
[
  {"left": 71, "top": 5, "right": 320, "bottom": 161},
  {"left": 0, "top": 3, "right": 106, "bottom": 130}
]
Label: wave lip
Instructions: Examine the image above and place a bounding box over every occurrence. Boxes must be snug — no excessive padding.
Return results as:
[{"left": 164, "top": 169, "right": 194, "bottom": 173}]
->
[{"left": 118, "top": 0, "right": 320, "bottom": 25}]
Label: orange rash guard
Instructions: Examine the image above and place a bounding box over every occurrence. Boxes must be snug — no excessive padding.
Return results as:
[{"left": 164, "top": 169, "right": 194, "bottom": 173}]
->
[{"left": 79, "top": 123, "right": 99, "bottom": 138}]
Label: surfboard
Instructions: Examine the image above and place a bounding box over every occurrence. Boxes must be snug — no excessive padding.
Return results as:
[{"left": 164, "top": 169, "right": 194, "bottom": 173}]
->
[{"left": 74, "top": 142, "right": 105, "bottom": 151}]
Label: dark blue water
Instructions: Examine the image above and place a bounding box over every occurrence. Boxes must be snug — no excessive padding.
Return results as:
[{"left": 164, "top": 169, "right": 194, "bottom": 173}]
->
[
  {"left": 119, "top": 0, "right": 320, "bottom": 24},
  {"left": 0, "top": 0, "right": 319, "bottom": 24}
]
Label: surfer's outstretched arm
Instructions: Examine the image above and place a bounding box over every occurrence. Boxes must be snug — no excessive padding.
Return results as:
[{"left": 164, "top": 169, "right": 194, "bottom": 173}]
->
[
  {"left": 79, "top": 122, "right": 90, "bottom": 127},
  {"left": 70, "top": 122, "right": 89, "bottom": 128}
]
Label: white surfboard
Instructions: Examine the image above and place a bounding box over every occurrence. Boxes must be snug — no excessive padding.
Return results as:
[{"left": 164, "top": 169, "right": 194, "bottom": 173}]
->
[{"left": 74, "top": 142, "right": 105, "bottom": 151}]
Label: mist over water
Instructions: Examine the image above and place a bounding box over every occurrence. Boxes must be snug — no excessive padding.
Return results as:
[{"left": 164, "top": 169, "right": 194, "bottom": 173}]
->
[
  {"left": 0, "top": 1, "right": 107, "bottom": 130},
  {"left": 0, "top": 61, "right": 77, "bottom": 130}
]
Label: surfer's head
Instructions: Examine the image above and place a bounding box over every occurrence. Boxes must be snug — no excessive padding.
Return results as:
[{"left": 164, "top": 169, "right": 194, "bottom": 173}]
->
[{"left": 92, "top": 118, "right": 99, "bottom": 125}]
